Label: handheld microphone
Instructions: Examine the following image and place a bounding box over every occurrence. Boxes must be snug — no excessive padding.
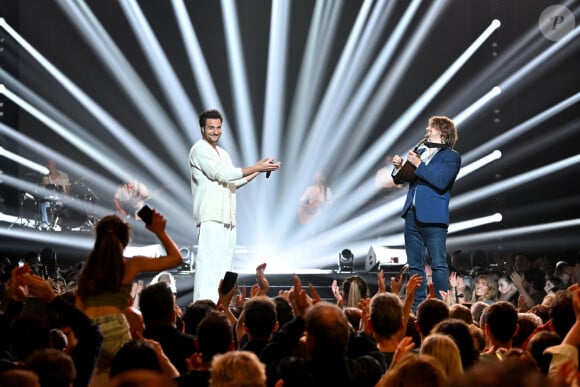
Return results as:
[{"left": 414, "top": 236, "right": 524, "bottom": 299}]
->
[{"left": 266, "top": 159, "right": 275, "bottom": 178}]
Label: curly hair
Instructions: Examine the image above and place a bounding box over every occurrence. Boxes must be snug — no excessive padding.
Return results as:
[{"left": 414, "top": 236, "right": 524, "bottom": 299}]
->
[{"left": 429, "top": 116, "right": 458, "bottom": 148}]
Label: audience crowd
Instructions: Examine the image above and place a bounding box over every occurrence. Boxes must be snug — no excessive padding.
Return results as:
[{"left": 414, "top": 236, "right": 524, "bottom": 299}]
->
[{"left": 1, "top": 220, "right": 580, "bottom": 386}]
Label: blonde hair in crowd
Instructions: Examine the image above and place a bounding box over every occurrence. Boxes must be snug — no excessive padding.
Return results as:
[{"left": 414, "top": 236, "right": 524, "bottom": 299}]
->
[
  {"left": 209, "top": 350, "right": 266, "bottom": 387},
  {"left": 420, "top": 333, "right": 464, "bottom": 379}
]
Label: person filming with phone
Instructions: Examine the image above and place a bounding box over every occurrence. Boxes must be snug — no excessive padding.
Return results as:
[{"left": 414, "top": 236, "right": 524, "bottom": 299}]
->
[
  {"left": 75, "top": 209, "right": 182, "bottom": 384},
  {"left": 189, "top": 109, "right": 281, "bottom": 302}
]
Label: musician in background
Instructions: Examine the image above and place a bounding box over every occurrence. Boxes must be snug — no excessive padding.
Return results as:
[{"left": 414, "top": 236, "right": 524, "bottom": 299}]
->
[
  {"left": 113, "top": 178, "right": 150, "bottom": 219},
  {"left": 39, "top": 160, "right": 71, "bottom": 229},
  {"left": 298, "top": 171, "right": 332, "bottom": 225},
  {"left": 375, "top": 154, "right": 403, "bottom": 192},
  {"left": 392, "top": 116, "right": 461, "bottom": 311}
]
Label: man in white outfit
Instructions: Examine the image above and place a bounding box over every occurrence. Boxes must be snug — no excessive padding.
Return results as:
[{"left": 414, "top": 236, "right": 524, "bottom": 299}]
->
[{"left": 189, "top": 109, "right": 280, "bottom": 302}]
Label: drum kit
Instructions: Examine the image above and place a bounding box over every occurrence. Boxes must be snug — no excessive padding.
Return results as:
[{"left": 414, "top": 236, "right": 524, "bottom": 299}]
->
[{"left": 14, "top": 180, "right": 99, "bottom": 231}]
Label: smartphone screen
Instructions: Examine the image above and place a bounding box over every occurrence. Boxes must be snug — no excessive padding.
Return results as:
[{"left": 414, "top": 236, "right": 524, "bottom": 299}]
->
[
  {"left": 137, "top": 205, "right": 153, "bottom": 225},
  {"left": 220, "top": 271, "right": 238, "bottom": 293}
]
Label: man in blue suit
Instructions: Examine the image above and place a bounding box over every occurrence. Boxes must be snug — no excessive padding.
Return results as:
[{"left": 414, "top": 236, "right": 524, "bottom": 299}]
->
[{"left": 392, "top": 116, "right": 461, "bottom": 310}]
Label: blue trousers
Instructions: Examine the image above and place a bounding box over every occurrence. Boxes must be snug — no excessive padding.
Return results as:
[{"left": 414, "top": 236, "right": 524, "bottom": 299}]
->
[{"left": 404, "top": 207, "right": 449, "bottom": 311}]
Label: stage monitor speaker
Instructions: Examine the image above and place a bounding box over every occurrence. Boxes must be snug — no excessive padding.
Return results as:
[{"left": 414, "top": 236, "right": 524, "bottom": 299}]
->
[{"left": 366, "top": 246, "right": 407, "bottom": 272}]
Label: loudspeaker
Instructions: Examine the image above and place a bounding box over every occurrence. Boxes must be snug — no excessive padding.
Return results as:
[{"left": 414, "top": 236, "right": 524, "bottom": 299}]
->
[{"left": 366, "top": 246, "right": 407, "bottom": 272}]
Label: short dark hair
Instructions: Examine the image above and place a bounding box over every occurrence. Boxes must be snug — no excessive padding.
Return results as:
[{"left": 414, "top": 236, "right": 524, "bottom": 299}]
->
[
  {"left": 199, "top": 109, "right": 223, "bottom": 128},
  {"left": 485, "top": 301, "right": 518, "bottom": 342},
  {"left": 305, "top": 302, "right": 350, "bottom": 357},
  {"left": 26, "top": 348, "right": 76, "bottom": 387},
  {"left": 182, "top": 299, "right": 217, "bottom": 336},
  {"left": 416, "top": 298, "right": 449, "bottom": 337},
  {"left": 243, "top": 296, "right": 277, "bottom": 340},
  {"left": 110, "top": 340, "right": 161, "bottom": 378},
  {"left": 196, "top": 310, "right": 233, "bottom": 362},
  {"left": 139, "top": 282, "right": 175, "bottom": 326},
  {"left": 370, "top": 292, "right": 403, "bottom": 339}
]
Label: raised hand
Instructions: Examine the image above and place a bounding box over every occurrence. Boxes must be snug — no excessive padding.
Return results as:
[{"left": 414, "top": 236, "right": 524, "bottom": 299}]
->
[{"left": 255, "top": 263, "right": 269, "bottom": 296}]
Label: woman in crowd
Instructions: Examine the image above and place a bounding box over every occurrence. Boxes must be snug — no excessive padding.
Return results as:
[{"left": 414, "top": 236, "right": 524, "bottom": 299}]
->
[
  {"left": 449, "top": 272, "right": 473, "bottom": 305},
  {"left": 75, "top": 210, "right": 182, "bottom": 385},
  {"left": 471, "top": 274, "right": 498, "bottom": 305},
  {"left": 497, "top": 274, "right": 519, "bottom": 307}
]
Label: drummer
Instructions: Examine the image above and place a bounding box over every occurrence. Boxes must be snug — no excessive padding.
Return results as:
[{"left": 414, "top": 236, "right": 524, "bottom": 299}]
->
[{"left": 39, "top": 160, "right": 71, "bottom": 229}]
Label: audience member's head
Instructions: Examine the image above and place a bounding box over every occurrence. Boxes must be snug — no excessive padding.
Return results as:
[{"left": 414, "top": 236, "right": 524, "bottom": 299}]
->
[
  {"left": 209, "top": 350, "right": 266, "bottom": 387},
  {"left": 470, "top": 325, "right": 486, "bottom": 352},
  {"left": 544, "top": 276, "right": 564, "bottom": 295},
  {"left": 470, "top": 301, "right": 489, "bottom": 327},
  {"left": 305, "top": 301, "right": 350, "bottom": 358},
  {"left": 181, "top": 299, "right": 217, "bottom": 336},
  {"left": 449, "top": 304, "right": 473, "bottom": 325},
  {"left": 415, "top": 298, "right": 449, "bottom": 339},
  {"left": 139, "top": 282, "right": 176, "bottom": 327},
  {"left": 25, "top": 348, "right": 76, "bottom": 387},
  {"left": 472, "top": 275, "right": 498, "bottom": 304},
  {"left": 420, "top": 333, "right": 463, "bottom": 378},
  {"left": 528, "top": 303, "right": 550, "bottom": 324},
  {"left": 523, "top": 269, "right": 546, "bottom": 296},
  {"left": 448, "top": 357, "right": 548, "bottom": 387},
  {"left": 376, "top": 353, "right": 447, "bottom": 387},
  {"left": 108, "top": 369, "right": 178, "bottom": 387},
  {"left": 553, "top": 260, "right": 573, "bottom": 286},
  {"left": 10, "top": 312, "right": 51, "bottom": 362},
  {"left": 0, "top": 369, "right": 40, "bottom": 387},
  {"left": 483, "top": 301, "right": 518, "bottom": 344},
  {"left": 370, "top": 292, "right": 404, "bottom": 340},
  {"left": 109, "top": 340, "right": 161, "bottom": 378},
  {"left": 547, "top": 289, "right": 575, "bottom": 340},
  {"left": 526, "top": 330, "right": 561, "bottom": 374},
  {"left": 76, "top": 215, "right": 130, "bottom": 301},
  {"left": 341, "top": 276, "right": 369, "bottom": 308},
  {"left": 242, "top": 296, "right": 278, "bottom": 340},
  {"left": 433, "top": 318, "right": 479, "bottom": 370},
  {"left": 512, "top": 313, "right": 542, "bottom": 348},
  {"left": 273, "top": 295, "right": 294, "bottom": 329},
  {"left": 196, "top": 310, "right": 233, "bottom": 362}
]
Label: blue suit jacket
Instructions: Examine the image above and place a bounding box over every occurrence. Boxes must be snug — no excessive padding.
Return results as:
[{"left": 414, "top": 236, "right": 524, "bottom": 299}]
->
[{"left": 400, "top": 147, "right": 461, "bottom": 225}]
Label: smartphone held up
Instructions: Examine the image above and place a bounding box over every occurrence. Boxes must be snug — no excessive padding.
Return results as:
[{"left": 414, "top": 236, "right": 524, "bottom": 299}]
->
[{"left": 137, "top": 205, "right": 153, "bottom": 225}]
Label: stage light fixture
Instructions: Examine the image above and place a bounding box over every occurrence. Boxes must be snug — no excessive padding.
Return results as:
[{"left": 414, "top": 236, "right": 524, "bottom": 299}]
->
[
  {"left": 179, "top": 246, "right": 194, "bottom": 272},
  {"left": 337, "top": 248, "right": 354, "bottom": 273}
]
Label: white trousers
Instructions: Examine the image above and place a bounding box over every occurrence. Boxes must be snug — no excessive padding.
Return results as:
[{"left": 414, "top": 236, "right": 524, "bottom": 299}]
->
[{"left": 193, "top": 221, "right": 236, "bottom": 303}]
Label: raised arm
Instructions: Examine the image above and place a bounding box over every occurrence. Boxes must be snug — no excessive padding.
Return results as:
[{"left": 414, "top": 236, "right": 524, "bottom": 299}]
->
[{"left": 124, "top": 209, "right": 182, "bottom": 280}]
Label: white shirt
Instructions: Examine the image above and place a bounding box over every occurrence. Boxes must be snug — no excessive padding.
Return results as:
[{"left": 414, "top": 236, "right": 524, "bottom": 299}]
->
[{"left": 189, "top": 139, "right": 248, "bottom": 226}]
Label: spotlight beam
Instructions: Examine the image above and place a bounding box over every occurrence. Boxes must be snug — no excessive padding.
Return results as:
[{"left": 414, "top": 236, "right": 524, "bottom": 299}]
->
[
  {"left": 284, "top": 1, "right": 344, "bottom": 167},
  {"left": 448, "top": 218, "right": 580, "bottom": 246},
  {"left": 0, "top": 18, "right": 190, "bottom": 203},
  {"left": 119, "top": 0, "right": 198, "bottom": 133},
  {"left": 308, "top": 20, "right": 499, "bottom": 236},
  {"left": 331, "top": 17, "right": 501, "bottom": 204},
  {"left": 221, "top": 0, "right": 258, "bottom": 164},
  {"left": 462, "top": 92, "right": 580, "bottom": 164},
  {"left": 258, "top": 0, "right": 291, "bottom": 240},
  {"left": 171, "top": 0, "right": 227, "bottom": 143},
  {"left": 0, "top": 146, "right": 49, "bottom": 175},
  {"left": 55, "top": 2, "right": 190, "bottom": 170},
  {"left": 451, "top": 154, "right": 580, "bottom": 210}
]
